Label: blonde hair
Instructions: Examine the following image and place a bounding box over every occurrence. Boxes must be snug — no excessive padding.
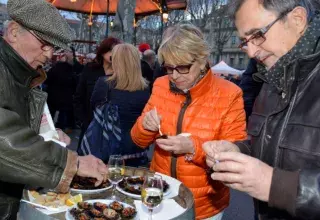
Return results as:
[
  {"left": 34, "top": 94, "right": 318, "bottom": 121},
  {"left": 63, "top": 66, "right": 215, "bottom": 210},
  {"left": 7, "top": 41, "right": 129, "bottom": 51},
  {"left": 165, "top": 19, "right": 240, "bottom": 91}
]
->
[
  {"left": 108, "top": 43, "right": 148, "bottom": 92},
  {"left": 158, "top": 24, "right": 210, "bottom": 66}
]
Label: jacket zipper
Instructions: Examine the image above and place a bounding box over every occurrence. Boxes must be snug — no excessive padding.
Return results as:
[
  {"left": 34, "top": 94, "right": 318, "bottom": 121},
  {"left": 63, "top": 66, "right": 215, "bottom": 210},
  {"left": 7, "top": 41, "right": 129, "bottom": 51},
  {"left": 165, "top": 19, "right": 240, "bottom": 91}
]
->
[
  {"left": 273, "top": 62, "right": 300, "bottom": 166},
  {"left": 259, "top": 64, "right": 299, "bottom": 166},
  {"left": 259, "top": 65, "right": 291, "bottom": 160},
  {"left": 170, "top": 92, "right": 192, "bottom": 178},
  {"left": 273, "top": 87, "right": 298, "bottom": 166}
]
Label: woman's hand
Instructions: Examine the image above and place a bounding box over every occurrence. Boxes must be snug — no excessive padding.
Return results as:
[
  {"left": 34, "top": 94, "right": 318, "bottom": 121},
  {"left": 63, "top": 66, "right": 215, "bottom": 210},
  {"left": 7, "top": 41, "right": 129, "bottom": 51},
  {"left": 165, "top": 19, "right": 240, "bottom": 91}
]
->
[
  {"left": 142, "top": 109, "right": 161, "bottom": 132},
  {"left": 156, "top": 135, "right": 194, "bottom": 155}
]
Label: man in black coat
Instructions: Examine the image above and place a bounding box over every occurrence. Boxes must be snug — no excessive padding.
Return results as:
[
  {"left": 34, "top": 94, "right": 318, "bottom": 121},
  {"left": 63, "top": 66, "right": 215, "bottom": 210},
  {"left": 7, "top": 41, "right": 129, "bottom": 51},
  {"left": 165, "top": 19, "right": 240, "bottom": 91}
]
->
[
  {"left": 141, "top": 49, "right": 157, "bottom": 92},
  {"left": 203, "top": 0, "right": 320, "bottom": 219},
  {"left": 141, "top": 50, "right": 156, "bottom": 80},
  {"left": 239, "top": 59, "right": 263, "bottom": 123},
  {"left": 45, "top": 50, "right": 78, "bottom": 130}
]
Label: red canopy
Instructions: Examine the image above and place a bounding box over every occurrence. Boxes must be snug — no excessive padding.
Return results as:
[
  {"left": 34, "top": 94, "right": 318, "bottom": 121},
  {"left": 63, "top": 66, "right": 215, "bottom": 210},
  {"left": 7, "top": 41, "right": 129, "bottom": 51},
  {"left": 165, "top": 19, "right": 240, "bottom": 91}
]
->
[{"left": 47, "top": 0, "right": 187, "bottom": 16}]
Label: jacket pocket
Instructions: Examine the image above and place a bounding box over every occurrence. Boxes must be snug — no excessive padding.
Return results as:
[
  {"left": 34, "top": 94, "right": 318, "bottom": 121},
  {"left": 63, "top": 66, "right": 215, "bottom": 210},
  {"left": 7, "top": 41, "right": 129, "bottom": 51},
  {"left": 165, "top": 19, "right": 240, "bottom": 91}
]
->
[
  {"left": 248, "top": 114, "right": 266, "bottom": 137},
  {"left": 247, "top": 114, "right": 266, "bottom": 158},
  {"left": 279, "top": 124, "right": 320, "bottom": 170}
]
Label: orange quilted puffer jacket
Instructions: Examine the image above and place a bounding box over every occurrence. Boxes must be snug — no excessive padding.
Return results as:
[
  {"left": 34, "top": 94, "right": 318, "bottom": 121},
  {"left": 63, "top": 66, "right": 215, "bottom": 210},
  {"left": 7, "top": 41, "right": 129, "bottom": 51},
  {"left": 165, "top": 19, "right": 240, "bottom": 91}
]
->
[{"left": 131, "top": 70, "right": 247, "bottom": 219}]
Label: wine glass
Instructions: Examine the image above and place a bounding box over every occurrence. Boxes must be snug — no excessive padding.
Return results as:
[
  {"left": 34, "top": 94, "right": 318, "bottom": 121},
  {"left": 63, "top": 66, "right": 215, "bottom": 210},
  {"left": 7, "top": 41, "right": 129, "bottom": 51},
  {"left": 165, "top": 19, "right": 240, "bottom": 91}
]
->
[
  {"left": 107, "top": 155, "right": 125, "bottom": 201},
  {"left": 141, "top": 175, "right": 163, "bottom": 220}
]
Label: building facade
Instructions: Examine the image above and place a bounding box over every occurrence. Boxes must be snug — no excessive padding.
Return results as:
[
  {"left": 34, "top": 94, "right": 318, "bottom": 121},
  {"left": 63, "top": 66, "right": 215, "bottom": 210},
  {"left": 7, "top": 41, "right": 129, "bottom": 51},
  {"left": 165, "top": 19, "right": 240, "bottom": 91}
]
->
[
  {"left": 204, "top": 17, "right": 249, "bottom": 71},
  {"left": 212, "top": 30, "right": 249, "bottom": 70}
]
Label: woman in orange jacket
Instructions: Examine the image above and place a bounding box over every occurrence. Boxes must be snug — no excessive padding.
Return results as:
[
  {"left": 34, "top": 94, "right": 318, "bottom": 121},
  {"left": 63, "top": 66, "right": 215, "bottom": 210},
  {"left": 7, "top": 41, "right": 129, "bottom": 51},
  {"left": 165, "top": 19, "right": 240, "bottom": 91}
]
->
[{"left": 131, "top": 24, "right": 247, "bottom": 220}]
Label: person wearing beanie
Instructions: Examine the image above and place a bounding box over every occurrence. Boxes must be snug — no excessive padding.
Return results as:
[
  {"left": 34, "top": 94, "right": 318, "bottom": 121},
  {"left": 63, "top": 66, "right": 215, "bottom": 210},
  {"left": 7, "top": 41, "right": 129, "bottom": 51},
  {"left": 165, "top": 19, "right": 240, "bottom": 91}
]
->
[{"left": 138, "top": 43, "right": 151, "bottom": 53}]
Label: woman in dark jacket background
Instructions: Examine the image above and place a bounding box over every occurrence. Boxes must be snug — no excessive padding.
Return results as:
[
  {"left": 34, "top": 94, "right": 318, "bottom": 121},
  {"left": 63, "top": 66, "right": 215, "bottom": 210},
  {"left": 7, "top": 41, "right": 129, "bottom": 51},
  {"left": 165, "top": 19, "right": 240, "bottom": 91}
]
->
[
  {"left": 73, "top": 37, "right": 121, "bottom": 147},
  {"left": 90, "top": 43, "right": 150, "bottom": 167}
]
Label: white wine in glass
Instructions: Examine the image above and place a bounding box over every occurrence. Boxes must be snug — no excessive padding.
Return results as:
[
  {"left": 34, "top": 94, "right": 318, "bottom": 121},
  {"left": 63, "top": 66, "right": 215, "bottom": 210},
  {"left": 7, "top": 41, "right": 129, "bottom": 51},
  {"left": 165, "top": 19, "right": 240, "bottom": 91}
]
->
[
  {"left": 141, "top": 175, "right": 163, "bottom": 220},
  {"left": 108, "top": 167, "right": 123, "bottom": 183},
  {"left": 108, "top": 155, "right": 125, "bottom": 201}
]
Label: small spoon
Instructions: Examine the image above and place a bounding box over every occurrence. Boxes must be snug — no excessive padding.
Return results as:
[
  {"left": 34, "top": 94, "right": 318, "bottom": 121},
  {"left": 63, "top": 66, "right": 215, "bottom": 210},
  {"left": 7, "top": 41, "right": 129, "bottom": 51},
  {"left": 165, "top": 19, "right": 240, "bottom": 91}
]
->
[
  {"left": 20, "top": 199, "right": 60, "bottom": 212},
  {"left": 154, "top": 107, "right": 163, "bottom": 136}
]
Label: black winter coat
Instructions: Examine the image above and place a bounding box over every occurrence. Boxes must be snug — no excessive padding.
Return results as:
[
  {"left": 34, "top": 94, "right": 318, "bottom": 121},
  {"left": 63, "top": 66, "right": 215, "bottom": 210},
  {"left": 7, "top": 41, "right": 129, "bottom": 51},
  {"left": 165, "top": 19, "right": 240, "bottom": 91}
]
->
[
  {"left": 45, "top": 61, "right": 77, "bottom": 111},
  {"left": 0, "top": 37, "right": 69, "bottom": 220},
  {"left": 73, "top": 63, "right": 105, "bottom": 130},
  {"left": 236, "top": 32, "right": 320, "bottom": 220},
  {"left": 141, "top": 60, "right": 154, "bottom": 83},
  {"left": 239, "top": 59, "right": 263, "bottom": 122}
]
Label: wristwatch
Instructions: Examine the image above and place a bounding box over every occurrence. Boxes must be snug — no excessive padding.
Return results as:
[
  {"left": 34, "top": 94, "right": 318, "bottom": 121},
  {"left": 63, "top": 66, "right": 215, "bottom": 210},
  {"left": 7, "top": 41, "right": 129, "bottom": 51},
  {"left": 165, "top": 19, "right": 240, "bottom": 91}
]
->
[
  {"left": 179, "top": 133, "right": 194, "bottom": 161},
  {"left": 184, "top": 148, "right": 195, "bottom": 162}
]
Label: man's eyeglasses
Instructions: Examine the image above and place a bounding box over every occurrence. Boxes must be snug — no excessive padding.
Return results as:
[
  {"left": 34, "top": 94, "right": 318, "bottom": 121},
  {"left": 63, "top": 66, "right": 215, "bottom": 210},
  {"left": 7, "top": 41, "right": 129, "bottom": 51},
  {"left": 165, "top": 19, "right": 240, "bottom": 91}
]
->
[
  {"left": 27, "top": 29, "right": 59, "bottom": 52},
  {"left": 238, "top": 9, "right": 292, "bottom": 51},
  {"left": 162, "top": 62, "right": 194, "bottom": 75}
]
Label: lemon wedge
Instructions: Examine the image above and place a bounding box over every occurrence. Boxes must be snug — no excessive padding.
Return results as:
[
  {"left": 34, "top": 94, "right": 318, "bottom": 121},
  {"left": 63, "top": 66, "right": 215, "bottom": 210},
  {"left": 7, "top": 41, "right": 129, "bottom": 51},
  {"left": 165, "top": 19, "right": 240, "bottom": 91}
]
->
[
  {"left": 121, "top": 168, "right": 125, "bottom": 175},
  {"left": 65, "top": 198, "right": 75, "bottom": 206},
  {"left": 141, "top": 188, "right": 147, "bottom": 199},
  {"left": 66, "top": 194, "right": 82, "bottom": 206}
]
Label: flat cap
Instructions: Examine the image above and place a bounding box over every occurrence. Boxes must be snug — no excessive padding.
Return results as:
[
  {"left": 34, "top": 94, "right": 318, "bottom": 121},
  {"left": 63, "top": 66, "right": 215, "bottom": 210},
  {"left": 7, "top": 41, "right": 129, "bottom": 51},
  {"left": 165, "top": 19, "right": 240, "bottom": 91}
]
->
[{"left": 7, "top": 0, "right": 75, "bottom": 50}]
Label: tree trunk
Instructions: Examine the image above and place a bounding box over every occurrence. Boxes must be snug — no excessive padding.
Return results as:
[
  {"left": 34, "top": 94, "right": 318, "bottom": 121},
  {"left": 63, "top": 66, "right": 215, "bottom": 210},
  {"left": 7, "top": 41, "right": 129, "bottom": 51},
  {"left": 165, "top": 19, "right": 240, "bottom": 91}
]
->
[
  {"left": 215, "top": 53, "right": 220, "bottom": 64},
  {"left": 215, "top": 44, "right": 224, "bottom": 63},
  {"left": 112, "top": 0, "right": 136, "bottom": 43}
]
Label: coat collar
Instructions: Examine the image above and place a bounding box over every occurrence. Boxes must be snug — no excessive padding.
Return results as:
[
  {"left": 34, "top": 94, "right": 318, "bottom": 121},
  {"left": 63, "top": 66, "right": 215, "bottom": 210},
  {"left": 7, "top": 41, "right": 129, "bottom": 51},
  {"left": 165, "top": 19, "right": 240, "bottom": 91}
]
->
[
  {"left": 0, "top": 38, "right": 39, "bottom": 88},
  {"left": 295, "top": 36, "right": 320, "bottom": 81},
  {"left": 169, "top": 69, "right": 214, "bottom": 98}
]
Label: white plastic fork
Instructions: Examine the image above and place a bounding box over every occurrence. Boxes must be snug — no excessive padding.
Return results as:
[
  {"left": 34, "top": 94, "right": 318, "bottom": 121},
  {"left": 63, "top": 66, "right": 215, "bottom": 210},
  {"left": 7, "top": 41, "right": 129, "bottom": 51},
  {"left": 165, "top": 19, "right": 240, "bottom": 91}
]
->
[{"left": 154, "top": 107, "right": 163, "bottom": 136}]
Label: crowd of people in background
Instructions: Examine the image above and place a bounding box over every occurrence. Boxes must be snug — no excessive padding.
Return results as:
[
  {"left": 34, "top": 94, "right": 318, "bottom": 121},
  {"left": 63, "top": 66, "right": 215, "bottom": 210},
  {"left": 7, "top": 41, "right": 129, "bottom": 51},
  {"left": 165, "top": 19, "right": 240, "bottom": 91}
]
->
[
  {"left": 43, "top": 39, "right": 161, "bottom": 132},
  {"left": 44, "top": 38, "right": 252, "bottom": 137}
]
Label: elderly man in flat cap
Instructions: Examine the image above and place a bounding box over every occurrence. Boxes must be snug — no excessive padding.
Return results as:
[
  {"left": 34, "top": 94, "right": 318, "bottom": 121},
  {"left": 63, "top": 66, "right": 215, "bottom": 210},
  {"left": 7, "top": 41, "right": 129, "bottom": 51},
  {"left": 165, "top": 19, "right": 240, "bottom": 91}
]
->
[{"left": 0, "top": 0, "right": 108, "bottom": 218}]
